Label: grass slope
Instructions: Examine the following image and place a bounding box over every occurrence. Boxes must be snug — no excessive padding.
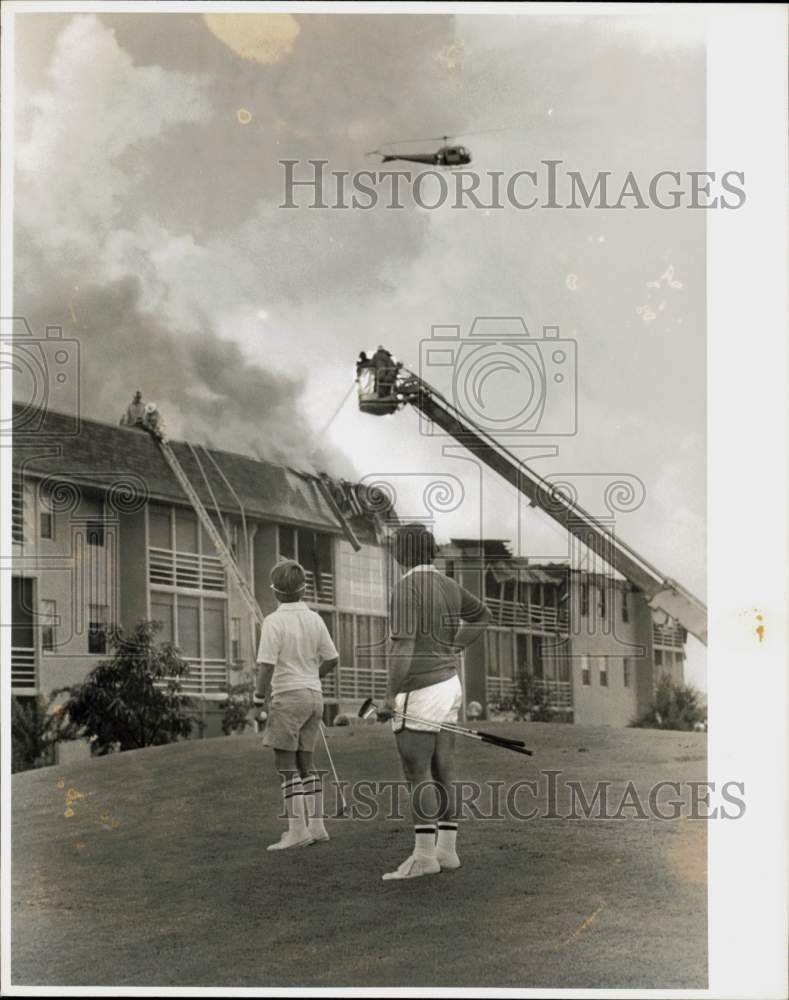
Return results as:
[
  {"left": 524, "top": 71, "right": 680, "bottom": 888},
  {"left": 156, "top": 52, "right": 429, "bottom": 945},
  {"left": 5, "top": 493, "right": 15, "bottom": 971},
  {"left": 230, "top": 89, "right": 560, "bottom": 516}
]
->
[{"left": 12, "top": 722, "right": 707, "bottom": 989}]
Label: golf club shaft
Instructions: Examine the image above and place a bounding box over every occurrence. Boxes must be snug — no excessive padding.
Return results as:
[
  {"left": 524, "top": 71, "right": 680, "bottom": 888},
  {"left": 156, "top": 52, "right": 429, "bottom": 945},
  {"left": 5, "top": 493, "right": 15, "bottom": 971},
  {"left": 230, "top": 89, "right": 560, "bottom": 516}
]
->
[
  {"left": 395, "top": 710, "right": 533, "bottom": 756},
  {"left": 404, "top": 713, "right": 525, "bottom": 747},
  {"left": 319, "top": 721, "right": 349, "bottom": 814}
]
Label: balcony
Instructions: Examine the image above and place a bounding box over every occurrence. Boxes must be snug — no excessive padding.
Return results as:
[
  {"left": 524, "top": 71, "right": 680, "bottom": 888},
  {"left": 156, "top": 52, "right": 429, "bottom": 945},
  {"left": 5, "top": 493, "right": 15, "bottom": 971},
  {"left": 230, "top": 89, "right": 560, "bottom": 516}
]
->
[
  {"left": 486, "top": 674, "right": 572, "bottom": 710},
  {"left": 652, "top": 622, "right": 687, "bottom": 648},
  {"left": 12, "top": 647, "right": 36, "bottom": 690},
  {"left": 321, "top": 665, "right": 387, "bottom": 702},
  {"left": 486, "top": 598, "right": 569, "bottom": 632},
  {"left": 176, "top": 659, "right": 228, "bottom": 697},
  {"left": 304, "top": 571, "right": 335, "bottom": 606},
  {"left": 149, "top": 547, "right": 226, "bottom": 592}
]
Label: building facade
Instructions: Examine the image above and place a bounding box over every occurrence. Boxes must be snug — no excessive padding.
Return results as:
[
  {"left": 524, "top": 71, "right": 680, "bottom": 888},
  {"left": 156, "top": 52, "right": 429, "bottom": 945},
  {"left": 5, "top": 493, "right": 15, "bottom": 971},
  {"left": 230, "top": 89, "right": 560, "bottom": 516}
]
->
[
  {"left": 437, "top": 539, "right": 687, "bottom": 727},
  {"left": 11, "top": 406, "right": 395, "bottom": 744}
]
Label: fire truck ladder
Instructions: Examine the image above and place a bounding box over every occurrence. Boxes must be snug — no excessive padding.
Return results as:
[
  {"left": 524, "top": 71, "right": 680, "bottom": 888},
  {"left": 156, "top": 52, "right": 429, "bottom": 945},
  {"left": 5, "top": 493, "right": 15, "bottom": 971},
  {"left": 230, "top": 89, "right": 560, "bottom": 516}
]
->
[
  {"left": 358, "top": 359, "right": 708, "bottom": 645},
  {"left": 158, "top": 436, "right": 264, "bottom": 626},
  {"left": 148, "top": 428, "right": 349, "bottom": 811}
]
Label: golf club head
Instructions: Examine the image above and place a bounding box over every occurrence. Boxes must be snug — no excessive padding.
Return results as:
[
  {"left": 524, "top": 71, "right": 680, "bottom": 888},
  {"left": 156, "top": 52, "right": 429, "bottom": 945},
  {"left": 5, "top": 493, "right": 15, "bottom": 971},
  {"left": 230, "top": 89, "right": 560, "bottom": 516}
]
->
[{"left": 358, "top": 697, "right": 378, "bottom": 721}]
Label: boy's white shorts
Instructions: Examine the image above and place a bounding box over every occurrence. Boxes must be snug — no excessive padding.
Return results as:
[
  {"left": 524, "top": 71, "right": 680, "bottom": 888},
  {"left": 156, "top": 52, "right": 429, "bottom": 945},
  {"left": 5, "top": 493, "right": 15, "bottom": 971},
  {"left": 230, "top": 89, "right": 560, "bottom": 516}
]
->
[{"left": 392, "top": 674, "right": 463, "bottom": 734}]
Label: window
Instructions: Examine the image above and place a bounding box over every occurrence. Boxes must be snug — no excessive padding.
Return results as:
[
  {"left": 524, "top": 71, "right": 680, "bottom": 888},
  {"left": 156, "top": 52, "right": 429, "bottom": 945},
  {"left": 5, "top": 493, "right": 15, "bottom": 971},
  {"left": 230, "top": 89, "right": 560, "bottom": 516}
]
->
[
  {"left": 599, "top": 659, "right": 608, "bottom": 687},
  {"left": 149, "top": 592, "right": 227, "bottom": 662},
  {"left": 40, "top": 510, "right": 53, "bottom": 540},
  {"left": 278, "top": 525, "right": 296, "bottom": 560},
  {"left": 203, "top": 599, "right": 226, "bottom": 660},
  {"left": 623, "top": 658, "right": 633, "bottom": 688},
  {"left": 12, "top": 483, "right": 24, "bottom": 544},
  {"left": 500, "top": 632, "right": 515, "bottom": 679},
  {"left": 40, "top": 489, "right": 54, "bottom": 541},
  {"left": 277, "top": 525, "right": 334, "bottom": 603},
  {"left": 598, "top": 582, "right": 606, "bottom": 620},
  {"left": 83, "top": 497, "right": 105, "bottom": 547},
  {"left": 580, "top": 581, "right": 589, "bottom": 617},
  {"left": 88, "top": 604, "right": 108, "bottom": 654},
  {"left": 580, "top": 655, "right": 591, "bottom": 686},
  {"left": 149, "top": 506, "right": 173, "bottom": 548},
  {"left": 41, "top": 599, "right": 57, "bottom": 652},
  {"left": 356, "top": 614, "right": 386, "bottom": 672},
  {"left": 486, "top": 632, "right": 500, "bottom": 676},
  {"left": 621, "top": 587, "right": 630, "bottom": 623},
  {"left": 87, "top": 521, "right": 105, "bottom": 547},
  {"left": 338, "top": 612, "right": 354, "bottom": 667},
  {"left": 444, "top": 560, "right": 455, "bottom": 579},
  {"left": 231, "top": 617, "right": 242, "bottom": 663},
  {"left": 151, "top": 593, "right": 174, "bottom": 643},
  {"left": 485, "top": 569, "right": 501, "bottom": 601}
]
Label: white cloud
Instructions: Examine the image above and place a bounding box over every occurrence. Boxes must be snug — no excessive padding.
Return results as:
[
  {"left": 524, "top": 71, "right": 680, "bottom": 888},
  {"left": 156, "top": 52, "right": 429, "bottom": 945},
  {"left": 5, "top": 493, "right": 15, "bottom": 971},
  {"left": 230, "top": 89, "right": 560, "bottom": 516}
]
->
[{"left": 17, "top": 15, "right": 212, "bottom": 257}]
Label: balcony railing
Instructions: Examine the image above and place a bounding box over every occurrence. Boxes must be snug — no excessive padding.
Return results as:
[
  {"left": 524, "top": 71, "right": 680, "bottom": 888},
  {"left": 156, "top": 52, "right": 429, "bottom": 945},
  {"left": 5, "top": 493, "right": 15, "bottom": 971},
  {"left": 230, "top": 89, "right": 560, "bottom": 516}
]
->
[
  {"left": 486, "top": 598, "right": 569, "bottom": 632},
  {"left": 12, "top": 647, "right": 36, "bottom": 689},
  {"left": 486, "top": 674, "right": 573, "bottom": 710},
  {"left": 175, "top": 659, "right": 228, "bottom": 697},
  {"left": 321, "top": 665, "right": 387, "bottom": 702},
  {"left": 536, "top": 678, "right": 573, "bottom": 708},
  {"left": 149, "top": 547, "right": 226, "bottom": 592},
  {"left": 652, "top": 622, "right": 687, "bottom": 648},
  {"left": 304, "top": 571, "right": 335, "bottom": 606},
  {"left": 12, "top": 486, "right": 24, "bottom": 544}
]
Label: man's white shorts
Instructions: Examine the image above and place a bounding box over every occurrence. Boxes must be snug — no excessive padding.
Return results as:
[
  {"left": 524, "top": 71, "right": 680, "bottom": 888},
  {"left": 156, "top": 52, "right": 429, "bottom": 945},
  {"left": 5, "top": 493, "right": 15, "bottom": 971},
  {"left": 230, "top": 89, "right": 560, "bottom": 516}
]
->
[{"left": 392, "top": 674, "right": 463, "bottom": 734}]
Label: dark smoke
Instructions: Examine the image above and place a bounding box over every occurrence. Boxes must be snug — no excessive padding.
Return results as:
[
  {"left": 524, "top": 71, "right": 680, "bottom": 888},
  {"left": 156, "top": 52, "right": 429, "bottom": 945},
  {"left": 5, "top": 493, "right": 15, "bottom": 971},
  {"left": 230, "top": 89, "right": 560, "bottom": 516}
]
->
[{"left": 13, "top": 269, "right": 354, "bottom": 477}]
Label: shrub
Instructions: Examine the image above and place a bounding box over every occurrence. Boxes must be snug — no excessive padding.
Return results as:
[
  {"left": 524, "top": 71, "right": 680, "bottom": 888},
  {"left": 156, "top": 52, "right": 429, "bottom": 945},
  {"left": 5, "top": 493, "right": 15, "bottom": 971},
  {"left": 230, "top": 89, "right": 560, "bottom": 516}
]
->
[
  {"left": 54, "top": 620, "right": 195, "bottom": 754},
  {"left": 11, "top": 695, "right": 60, "bottom": 773},
  {"left": 490, "top": 668, "right": 555, "bottom": 722},
  {"left": 220, "top": 672, "right": 256, "bottom": 735},
  {"left": 631, "top": 676, "right": 707, "bottom": 731}
]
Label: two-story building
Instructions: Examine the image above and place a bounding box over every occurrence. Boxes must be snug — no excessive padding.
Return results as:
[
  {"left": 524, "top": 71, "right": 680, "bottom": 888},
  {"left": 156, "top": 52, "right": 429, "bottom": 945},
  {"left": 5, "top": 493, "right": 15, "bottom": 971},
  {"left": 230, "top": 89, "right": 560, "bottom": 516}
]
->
[
  {"left": 437, "top": 538, "right": 687, "bottom": 727},
  {"left": 11, "top": 404, "right": 396, "bottom": 742}
]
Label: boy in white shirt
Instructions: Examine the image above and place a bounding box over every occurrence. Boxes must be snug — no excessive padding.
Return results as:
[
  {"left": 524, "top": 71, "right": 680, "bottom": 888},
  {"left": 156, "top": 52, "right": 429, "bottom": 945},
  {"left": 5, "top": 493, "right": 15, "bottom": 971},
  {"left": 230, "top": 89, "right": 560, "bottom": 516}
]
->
[{"left": 256, "top": 560, "right": 339, "bottom": 851}]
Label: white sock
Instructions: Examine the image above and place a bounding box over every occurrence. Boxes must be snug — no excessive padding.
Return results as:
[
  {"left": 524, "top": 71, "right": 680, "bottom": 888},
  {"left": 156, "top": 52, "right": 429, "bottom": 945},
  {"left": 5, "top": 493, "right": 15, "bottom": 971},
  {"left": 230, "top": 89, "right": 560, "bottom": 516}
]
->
[
  {"left": 414, "top": 825, "right": 437, "bottom": 859},
  {"left": 302, "top": 774, "right": 326, "bottom": 831},
  {"left": 282, "top": 776, "right": 309, "bottom": 835},
  {"left": 437, "top": 822, "right": 458, "bottom": 855}
]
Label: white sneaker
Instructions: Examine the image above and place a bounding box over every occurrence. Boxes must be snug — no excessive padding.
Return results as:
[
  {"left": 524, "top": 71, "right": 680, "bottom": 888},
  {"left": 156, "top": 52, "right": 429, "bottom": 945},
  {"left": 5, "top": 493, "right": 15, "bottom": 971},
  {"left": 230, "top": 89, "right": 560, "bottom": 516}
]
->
[
  {"left": 382, "top": 854, "right": 441, "bottom": 881},
  {"left": 308, "top": 823, "right": 330, "bottom": 842},
  {"left": 267, "top": 829, "right": 314, "bottom": 851},
  {"left": 436, "top": 851, "right": 462, "bottom": 871}
]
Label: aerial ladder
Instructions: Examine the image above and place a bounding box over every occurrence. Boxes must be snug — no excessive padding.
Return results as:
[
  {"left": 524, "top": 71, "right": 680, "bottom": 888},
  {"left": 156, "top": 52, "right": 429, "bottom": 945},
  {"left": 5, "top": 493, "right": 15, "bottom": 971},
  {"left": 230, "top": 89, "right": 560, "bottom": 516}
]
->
[{"left": 356, "top": 358, "right": 708, "bottom": 645}]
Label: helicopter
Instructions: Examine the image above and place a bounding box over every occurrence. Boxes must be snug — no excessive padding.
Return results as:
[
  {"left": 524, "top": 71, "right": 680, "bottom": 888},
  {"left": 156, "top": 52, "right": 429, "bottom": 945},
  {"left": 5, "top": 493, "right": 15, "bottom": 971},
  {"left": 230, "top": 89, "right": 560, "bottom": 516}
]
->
[
  {"left": 366, "top": 126, "right": 522, "bottom": 168},
  {"left": 367, "top": 135, "right": 472, "bottom": 167}
]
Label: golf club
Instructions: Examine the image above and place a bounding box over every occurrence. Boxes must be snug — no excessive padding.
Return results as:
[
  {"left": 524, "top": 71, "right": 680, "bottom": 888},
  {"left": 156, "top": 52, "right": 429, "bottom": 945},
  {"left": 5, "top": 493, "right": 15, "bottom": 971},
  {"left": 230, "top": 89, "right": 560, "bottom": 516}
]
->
[
  {"left": 319, "top": 722, "right": 350, "bottom": 817},
  {"left": 358, "top": 698, "right": 533, "bottom": 756}
]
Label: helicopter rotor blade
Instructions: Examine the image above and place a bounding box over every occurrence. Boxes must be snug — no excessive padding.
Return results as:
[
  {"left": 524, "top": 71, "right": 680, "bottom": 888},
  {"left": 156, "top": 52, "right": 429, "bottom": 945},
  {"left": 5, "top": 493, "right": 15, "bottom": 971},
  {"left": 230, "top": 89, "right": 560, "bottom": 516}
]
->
[{"left": 369, "top": 124, "right": 539, "bottom": 152}]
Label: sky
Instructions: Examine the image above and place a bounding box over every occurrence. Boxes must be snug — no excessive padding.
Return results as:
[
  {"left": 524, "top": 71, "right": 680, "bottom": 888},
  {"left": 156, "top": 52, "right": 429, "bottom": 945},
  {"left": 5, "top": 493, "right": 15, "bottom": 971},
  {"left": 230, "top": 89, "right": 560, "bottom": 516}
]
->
[{"left": 12, "top": 10, "right": 707, "bottom": 686}]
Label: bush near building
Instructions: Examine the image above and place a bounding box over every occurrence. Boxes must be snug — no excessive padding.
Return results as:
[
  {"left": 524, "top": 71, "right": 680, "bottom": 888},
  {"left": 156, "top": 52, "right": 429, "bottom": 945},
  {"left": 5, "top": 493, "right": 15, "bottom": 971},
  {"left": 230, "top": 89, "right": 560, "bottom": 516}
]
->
[
  {"left": 11, "top": 695, "right": 60, "bottom": 773},
  {"left": 631, "top": 676, "right": 707, "bottom": 732},
  {"left": 53, "top": 620, "right": 195, "bottom": 755},
  {"left": 489, "top": 667, "right": 556, "bottom": 722}
]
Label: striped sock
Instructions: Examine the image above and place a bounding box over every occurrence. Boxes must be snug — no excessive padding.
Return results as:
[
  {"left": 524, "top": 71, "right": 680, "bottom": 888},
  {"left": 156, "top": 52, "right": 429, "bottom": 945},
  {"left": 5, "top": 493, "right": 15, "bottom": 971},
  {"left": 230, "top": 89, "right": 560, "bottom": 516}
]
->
[
  {"left": 281, "top": 776, "right": 308, "bottom": 834},
  {"left": 302, "top": 774, "right": 327, "bottom": 834},
  {"left": 437, "top": 822, "right": 458, "bottom": 854},
  {"left": 414, "top": 824, "right": 437, "bottom": 860}
]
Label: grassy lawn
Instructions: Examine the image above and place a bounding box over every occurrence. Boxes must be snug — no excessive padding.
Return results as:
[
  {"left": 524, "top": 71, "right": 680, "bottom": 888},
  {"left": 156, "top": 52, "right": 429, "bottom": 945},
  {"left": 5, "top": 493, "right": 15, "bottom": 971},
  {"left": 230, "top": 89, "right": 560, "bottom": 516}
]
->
[{"left": 11, "top": 722, "right": 707, "bottom": 989}]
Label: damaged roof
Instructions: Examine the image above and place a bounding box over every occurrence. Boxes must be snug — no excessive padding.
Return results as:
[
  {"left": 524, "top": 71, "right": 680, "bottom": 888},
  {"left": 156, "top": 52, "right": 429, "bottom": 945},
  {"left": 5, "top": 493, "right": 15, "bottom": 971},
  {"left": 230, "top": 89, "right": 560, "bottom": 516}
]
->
[{"left": 12, "top": 405, "right": 349, "bottom": 532}]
